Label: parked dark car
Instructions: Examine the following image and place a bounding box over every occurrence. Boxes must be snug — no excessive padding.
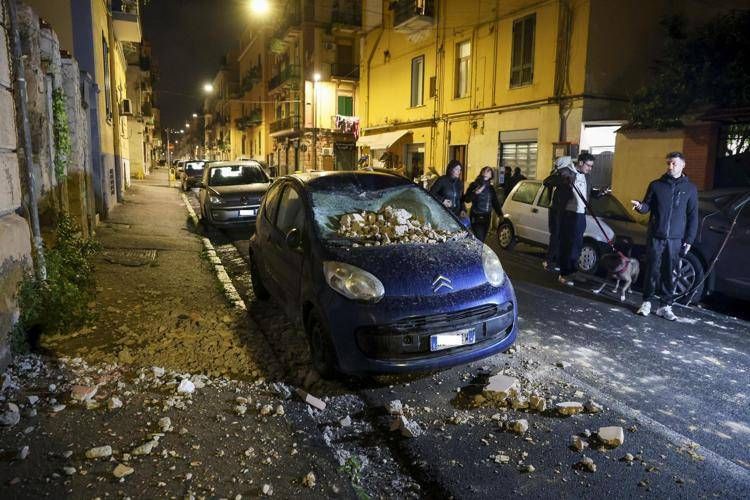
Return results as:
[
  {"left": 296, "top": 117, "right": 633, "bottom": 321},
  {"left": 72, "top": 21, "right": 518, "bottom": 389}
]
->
[
  {"left": 180, "top": 160, "right": 206, "bottom": 191},
  {"left": 248, "top": 171, "right": 518, "bottom": 377},
  {"left": 198, "top": 161, "right": 271, "bottom": 227},
  {"left": 674, "top": 189, "right": 750, "bottom": 302}
]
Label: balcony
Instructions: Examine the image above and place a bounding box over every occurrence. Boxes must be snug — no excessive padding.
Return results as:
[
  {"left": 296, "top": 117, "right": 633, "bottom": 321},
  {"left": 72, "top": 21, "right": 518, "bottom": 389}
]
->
[
  {"left": 393, "top": 0, "right": 435, "bottom": 33},
  {"left": 332, "top": 4, "right": 362, "bottom": 28},
  {"left": 331, "top": 63, "right": 360, "bottom": 80},
  {"left": 112, "top": 0, "right": 141, "bottom": 43},
  {"left": 273, "top": 9, "right": 302, "bottom": 41},
  {"left": 236, "top": 109, "right": 262, "bottom": 130},
  {"left": 270, "top": 115, "right": 300, "bottom": 135},
  {"left": 268, "top": 64, "right": 300, "bottom": 91}
]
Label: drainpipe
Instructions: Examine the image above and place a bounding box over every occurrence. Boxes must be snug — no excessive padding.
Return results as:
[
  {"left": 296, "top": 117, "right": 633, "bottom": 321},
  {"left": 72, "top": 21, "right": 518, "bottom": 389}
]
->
[
  {"left": 7, "top": 0, "right": 46, "bottom": 280},
  {"left": 107, "top": 8, "right": 124, "bottom": 202}
]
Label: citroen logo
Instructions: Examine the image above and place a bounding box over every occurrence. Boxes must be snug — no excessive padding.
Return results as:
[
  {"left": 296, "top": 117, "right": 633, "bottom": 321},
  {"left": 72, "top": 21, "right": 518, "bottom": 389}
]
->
[{"left": 432, "top": 275, "right": 453, "bottom": 293}]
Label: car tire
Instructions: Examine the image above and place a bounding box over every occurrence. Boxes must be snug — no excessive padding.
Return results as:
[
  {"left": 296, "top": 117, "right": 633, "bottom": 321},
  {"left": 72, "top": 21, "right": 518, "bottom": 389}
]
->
[
  {"left": 249, "top": 257, "right": 270, "bottom": 300},
  {"left": 497, "top": 221, "right": 516, "bottom": 250},
  {"left": 674, "top": 252, "right": 705, "bottom": 305},
  {"left": 578, "top": 240, "right": 600, "bottom": 274},
  {"left": 306, "top": 310, "right": 338, "bottom": 379}
]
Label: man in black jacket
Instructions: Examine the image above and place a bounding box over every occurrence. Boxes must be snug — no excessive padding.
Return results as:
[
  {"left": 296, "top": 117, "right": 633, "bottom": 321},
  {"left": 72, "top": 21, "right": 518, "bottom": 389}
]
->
[{"left": 631, "top": 151, "right": 699, "bottom": 320}]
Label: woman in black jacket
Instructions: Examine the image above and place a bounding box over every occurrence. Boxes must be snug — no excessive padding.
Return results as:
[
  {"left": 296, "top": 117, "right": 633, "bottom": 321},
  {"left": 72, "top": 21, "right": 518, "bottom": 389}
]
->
[
  {"left": 430, "top": 159, "right": 466, "bottom": 218},
  {"left": 463, "top": 166, "right": 502, "bottom": 242}
]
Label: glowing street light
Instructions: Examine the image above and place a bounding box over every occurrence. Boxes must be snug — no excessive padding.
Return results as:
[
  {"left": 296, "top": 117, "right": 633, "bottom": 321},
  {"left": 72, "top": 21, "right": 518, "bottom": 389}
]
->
[
  {"left": 185, "top": 123, "right": 190, "bottom": 128},
  {"left": 249, "top": 0, "right": 271, "bottom": 15},
  {"left": 192, "top": 113, "right": 198, "bottom": 118},
  {"left": 180, "top": 129, "right": 185, "bottom": 133},
  {"left": 203, "top": 83, "right": 214, "bottom": 93},
  {"left": 313, "top": 72, "right": 321, "bottom": 82}
]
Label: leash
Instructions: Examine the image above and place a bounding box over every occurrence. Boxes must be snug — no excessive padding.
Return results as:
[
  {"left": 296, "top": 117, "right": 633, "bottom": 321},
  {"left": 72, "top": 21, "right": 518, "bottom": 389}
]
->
[{"left": 571, "top": 183, "right": 627, "bottom": 262}]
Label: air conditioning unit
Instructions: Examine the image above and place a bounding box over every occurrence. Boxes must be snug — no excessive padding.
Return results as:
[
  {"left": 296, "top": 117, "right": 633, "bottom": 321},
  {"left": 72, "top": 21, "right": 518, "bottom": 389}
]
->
[
  {"left": 120, "top": 98, "right": 133, "bottom": 116},
  {"left": 322, "top": 147, "right": 333, "bottom": 156}
]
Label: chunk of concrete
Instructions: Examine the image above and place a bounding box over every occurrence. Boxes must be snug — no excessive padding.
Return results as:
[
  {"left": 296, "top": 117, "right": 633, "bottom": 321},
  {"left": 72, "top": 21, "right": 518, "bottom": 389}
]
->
[
  {"left": 556, "top": 401, "right": 584, "bottom": 416},
  {"left": 70, "top": 385, "right": 98, "bottom": 402},
  {"left": 485, "top": 374, "right": 519, "bottom": 396},
  {"left": 598, "top": 426, "right": 624, "bottom": 447},
  {"left": 295, "top": 389, "right": 326, "bottom": 411},
  {"left": 570, "top": 435, "right": 589, "bottom": 452},
  {"left": 508, "top": 419, "right": 528, "bottom": 434}
]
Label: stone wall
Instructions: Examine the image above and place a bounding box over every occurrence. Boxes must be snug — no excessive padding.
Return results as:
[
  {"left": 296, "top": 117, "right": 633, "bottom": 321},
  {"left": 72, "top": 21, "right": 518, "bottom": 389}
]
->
[{"left": 0, "top": 0, "right": 33, "bottom": 371}]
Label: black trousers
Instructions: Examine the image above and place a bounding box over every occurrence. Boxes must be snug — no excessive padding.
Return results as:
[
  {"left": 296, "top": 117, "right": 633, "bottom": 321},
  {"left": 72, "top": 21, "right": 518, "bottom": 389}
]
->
[
  {"left": 470, "top": 212, "right": 491, "bottom": 242},
  {"left": 643, "top": 237, "right": 682, "bottom": 306},
  {"left": 558, "top": 211, "right": 586, "bottom": 277},
  {"left": 547, "top": 209, "right": 563, "bottom": 264}
]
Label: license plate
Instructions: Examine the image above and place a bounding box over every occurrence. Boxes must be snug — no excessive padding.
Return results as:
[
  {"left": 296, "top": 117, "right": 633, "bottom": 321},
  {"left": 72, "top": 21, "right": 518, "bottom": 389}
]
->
[
  {"left": 430, "top": 328, "right": 476, "bottom": 352},
  {"left": 239, "top": 209, "right": 256, "bottom": 216}
]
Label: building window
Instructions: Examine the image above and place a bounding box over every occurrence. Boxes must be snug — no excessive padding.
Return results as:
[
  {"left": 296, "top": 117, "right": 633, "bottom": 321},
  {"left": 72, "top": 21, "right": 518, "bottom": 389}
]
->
[
  {"left": 500, "top": 141, "right": 538, "bottom": 179},
  {"left": 510, "top": 14, "right": 535, "bottom": 87},
  {"left": 338, "top": 95, "right": 353, "bottom": 116},
  {"left": 454, "top": 40, "right": 471, "bottom": 98},
  {"left": 102, "top": 34, "right": 112, "bottom": 119},
  {"left": 411, "top": 55, "right": 424, "bottom": 107}
]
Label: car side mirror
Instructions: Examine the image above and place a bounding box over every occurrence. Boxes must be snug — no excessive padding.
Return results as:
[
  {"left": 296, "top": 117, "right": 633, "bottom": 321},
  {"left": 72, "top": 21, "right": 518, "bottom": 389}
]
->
[{"left": 285, "top": 228, "right": 302, "bottom": 249}]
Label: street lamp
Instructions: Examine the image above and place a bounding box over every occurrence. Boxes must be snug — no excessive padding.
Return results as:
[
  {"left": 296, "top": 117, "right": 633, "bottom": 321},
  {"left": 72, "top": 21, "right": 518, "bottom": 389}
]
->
[
  {"left": 203, "top": 83, "right": 214, "bottom": 94},
  {"left": 249, "top": 0, "right": 271, "bottom": 15},
  {"left": 312, "top": 72, "right": 321, "bottom": 171},
  {"left": 185, "top": 123, "right": 190, "bottom": 128},
  {"left": 192, "top": 113, "right": 198, "bottom": 118}
]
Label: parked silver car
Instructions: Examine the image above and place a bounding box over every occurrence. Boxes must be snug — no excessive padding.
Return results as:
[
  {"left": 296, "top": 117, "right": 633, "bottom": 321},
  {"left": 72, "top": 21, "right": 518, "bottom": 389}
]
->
[{"left": 198, "top": 161, "right": 271, "bottom": 228}]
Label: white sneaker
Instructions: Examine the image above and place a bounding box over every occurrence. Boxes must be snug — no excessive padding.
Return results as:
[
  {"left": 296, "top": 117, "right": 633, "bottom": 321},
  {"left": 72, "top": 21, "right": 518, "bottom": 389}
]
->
[
  {"left": 655, "top": 305, "right": 678, "bottom": 321},
  {"left": 558, "top": 275, "right": 574, "bottom": 287},
  {"left": 636, "top": 301, "right": 651, "bottom": 316}
]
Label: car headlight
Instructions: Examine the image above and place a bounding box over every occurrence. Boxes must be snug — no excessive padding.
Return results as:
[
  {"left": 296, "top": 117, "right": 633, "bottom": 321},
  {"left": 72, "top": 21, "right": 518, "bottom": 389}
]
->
[
  {"left": 482, "top": 244, "right": 506, "bottom": 287},
  {"left": 323, "top": 261, "right": 385, "bottom": 303},
  {"left": 209, "top": 195, "right": 222, "bottom": 204}
]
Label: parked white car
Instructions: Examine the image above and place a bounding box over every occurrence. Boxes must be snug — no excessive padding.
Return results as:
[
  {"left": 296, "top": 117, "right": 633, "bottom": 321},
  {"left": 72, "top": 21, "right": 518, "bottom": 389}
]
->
[{"left": 497, "top": 180, "right": 619, "bottom": 273}]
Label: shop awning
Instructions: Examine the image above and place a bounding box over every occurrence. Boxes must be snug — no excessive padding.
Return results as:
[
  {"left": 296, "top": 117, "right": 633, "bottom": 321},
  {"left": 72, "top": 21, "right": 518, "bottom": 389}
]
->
[{"left": 356, "top": 130, "right": 412, "bottom": 149}]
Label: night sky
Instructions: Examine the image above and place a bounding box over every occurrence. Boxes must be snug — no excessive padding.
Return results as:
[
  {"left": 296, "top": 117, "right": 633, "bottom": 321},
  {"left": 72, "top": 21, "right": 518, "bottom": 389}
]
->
[{"left": 141, "top": 0, "right": 247, "bottom": 129}]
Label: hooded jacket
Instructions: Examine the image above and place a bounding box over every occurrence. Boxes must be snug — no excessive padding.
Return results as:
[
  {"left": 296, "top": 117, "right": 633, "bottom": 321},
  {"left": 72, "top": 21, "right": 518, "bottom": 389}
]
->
[{"left": 636, "top": 174, "right": 699, "bottom": 244}]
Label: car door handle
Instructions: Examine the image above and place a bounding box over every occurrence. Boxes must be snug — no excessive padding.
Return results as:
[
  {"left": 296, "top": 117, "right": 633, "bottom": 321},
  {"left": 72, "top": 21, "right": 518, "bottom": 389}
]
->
[
  {"left": 531, "top": 208, "right": 539, "bottom": 213},
  {"left": 708, "top": 225, "right": 729, "bottom": 234}
]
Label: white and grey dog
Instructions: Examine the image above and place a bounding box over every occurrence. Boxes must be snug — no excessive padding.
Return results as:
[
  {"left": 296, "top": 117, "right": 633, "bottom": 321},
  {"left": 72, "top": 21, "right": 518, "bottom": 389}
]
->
[{"left": 593, "top": 253, "right": 641, "bottom": 302}]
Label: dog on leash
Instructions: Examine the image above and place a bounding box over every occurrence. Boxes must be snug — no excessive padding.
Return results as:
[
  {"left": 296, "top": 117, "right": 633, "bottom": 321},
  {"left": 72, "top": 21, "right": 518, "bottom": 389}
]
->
[{"left": 593, "top": 252, "right": 640, "bottom": 302}]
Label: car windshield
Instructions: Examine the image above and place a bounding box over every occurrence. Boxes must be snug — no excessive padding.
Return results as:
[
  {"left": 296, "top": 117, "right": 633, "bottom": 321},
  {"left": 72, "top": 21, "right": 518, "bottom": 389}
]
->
[
  {"left": 311, "top": 183, "right": 467, "bottom": 245},
  {"left": 208, "top": 164, "right": 267, "bottom": 186},
  {"left": 588, "top": 194, "right": 634, "bottom": 222}
]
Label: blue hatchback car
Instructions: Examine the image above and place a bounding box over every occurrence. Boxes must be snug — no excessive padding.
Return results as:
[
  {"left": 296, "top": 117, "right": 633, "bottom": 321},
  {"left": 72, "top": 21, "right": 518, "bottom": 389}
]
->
[{"left": 248, "top": 171, "right": 518, "bottom": 376}]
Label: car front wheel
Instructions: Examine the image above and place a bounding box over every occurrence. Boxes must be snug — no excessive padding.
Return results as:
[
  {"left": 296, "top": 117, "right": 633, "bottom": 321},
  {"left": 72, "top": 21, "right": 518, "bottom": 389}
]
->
[
  {"left": 497, "top": 221, "right": 516, "bottom": 250},
  {"left": 674, "top": 252, "right": 705, "bottom": 304},
  {"left": 578, "top": 240, "right": 600, "bottom": 274},
  {"left": 306, "top": 310, "right": 338, "bottom": 379}
]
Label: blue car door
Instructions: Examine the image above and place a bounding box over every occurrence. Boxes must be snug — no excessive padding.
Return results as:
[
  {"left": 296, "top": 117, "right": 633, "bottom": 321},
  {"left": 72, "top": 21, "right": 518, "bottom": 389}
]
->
[
  {"left": 266, "top": 185, "right": 306, "bottom": 318},
  {"left": 255, "top": 183, "right": 284, "bottom": 299}
]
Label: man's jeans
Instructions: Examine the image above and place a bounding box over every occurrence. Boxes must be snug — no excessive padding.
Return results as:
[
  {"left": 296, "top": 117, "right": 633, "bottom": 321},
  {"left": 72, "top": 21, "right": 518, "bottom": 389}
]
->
[
  {"left": 643, "top": 237, "right": 682, "bottom": 306},
  {"left": 559, "top": 211, "right": 586, "bottom": 277}
]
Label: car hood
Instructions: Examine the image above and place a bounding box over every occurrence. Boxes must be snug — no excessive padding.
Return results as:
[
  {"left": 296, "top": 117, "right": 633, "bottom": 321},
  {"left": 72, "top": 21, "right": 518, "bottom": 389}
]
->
[
  {"left": 604, "top": 218, "right": 648, "bottom": 246},
  {"left": 323, "top": 237, "right": 492, "bottom": 297},
  {"left": 208, "top": 183, "right": 270, "bottom": 196}
]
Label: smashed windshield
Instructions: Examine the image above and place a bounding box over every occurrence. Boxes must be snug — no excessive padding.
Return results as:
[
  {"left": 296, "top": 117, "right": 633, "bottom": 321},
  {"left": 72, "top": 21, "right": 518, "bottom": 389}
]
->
[
  {"left": 207, "top": 164, "right": 267, "bottom": 186},
  {"left": 311, "top": 184, "right": 466, "bottom": 246}
]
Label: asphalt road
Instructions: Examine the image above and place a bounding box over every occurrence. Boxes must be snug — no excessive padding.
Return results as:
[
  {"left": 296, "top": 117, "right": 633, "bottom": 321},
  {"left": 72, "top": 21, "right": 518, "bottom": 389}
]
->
[{"left": 188, "top": 190, "right": 750, "bottom": 498}]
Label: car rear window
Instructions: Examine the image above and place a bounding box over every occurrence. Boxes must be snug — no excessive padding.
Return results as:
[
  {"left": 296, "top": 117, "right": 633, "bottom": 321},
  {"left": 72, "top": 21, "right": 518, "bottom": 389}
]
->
[
  {"left": 185, "top": 161, "right": 204, "bottom": 173},
  {"left": 512, "top": 182, "right": 540, "bottom": 204},
  {"left": 208, "top": 164, "right": 268, "bottom": 186}
]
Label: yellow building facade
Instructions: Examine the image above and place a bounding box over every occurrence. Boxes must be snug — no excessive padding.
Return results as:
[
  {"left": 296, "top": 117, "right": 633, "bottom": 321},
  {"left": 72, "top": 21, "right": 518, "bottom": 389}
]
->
[{"left": 359, "top": 0, "right": 695, "bottom": 188}]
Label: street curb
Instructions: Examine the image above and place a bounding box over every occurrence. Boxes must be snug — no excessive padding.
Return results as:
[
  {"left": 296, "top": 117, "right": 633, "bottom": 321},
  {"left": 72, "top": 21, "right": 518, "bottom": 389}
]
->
[{"left": 180, "top": 193, "right": 247, "bottom": 311}]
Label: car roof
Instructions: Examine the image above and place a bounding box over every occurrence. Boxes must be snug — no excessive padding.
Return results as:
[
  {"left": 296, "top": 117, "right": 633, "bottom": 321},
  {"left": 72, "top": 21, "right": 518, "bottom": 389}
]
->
[
  {"left": 286, "top": 170, "right": 413, "bottom": 190},
  {"left": 205, "top": 160, "right": 263, "bottom": 168}
]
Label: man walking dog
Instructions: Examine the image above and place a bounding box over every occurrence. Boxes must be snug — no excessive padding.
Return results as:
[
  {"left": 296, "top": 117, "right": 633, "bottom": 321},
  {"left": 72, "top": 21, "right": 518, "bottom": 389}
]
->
[{"left": 631, "top": 151, "right": 698, "bottom": 320}]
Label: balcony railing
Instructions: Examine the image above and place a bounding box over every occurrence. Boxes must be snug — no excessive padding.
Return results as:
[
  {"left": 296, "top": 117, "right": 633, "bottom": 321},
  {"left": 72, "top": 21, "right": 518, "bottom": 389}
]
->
[
  {"left": 270, "top": 115, "right": 300, "bottom": 134},
  {"left": 236, "top": 109, "right": 262, "bottom": 130},
  {"left": 112, "top": 0, "right": 141, "bottom": 42},
  {"left": 331, "top": 63, "right": 360, "bottom": 80},
  {"left": 393, "top": 0, "right": 435, "bottom": 29},
  {"left": 268, "top": 64, "right": 300, "bottom": 91}
]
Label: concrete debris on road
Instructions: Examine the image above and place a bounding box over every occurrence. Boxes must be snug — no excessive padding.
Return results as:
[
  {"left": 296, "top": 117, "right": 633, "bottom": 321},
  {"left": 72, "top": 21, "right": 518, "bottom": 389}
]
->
[
  {"left": 158, "top": 417, "right": 173, "bottom": 433},
  {"left": 585, "top": 400, "right": 603, "bottom": 413},
  {"left": 386, "top": 400, "right": 404, "bottom": 415},
  {"left": 556, "top": 402, "right": 584, "bottom": 416},
  {"left": 556, "top": 361, "right": 571, "bottom": 369},
  {"left": 576, "top": 456, "right": 597, "bottom": 473},
  {"left": 390, "top": 415, "right": 423, "bottom": 438},
  {"left": 302, "top": 471, "right": 316, "bottom": 488},
  {"left": 0, "top": 402, "right": 21, "bottom": 426},
  {"left": 113, "top": 463, "right": 134, "bottom": 479},
  {"left": 262, "top": 484, "right": 273, "bottom": 496},
  {"left": 132, "top": 438, "right": 159, "bottom": 456},
  {"left": 597, "top": 426, "right": 625, "bottom": 447},
  {"left": 507, "top": 419, "right": 529, "bottom": 434},
  {"left": 339, "top": 415, "right": 352, "bottom": 427},
  {"left": 85, "top": 445, "right": 112, "bottom": 459},
  {"left": 570, "top": 435, "right": 589, "bottom": 452},
  {"left": 177, "top": 379, "right": 195, "bottom": 394},
  {"left": 295, "top": 389, "right": 326, "bottom": 411},
  {"left": 18, "top": 445, "right": 30, "bottom": 460},
  {"left": 108, "top": 397, "right": 123, "bottom": 410},
  {"left": 485, "top": 374, "right": 519, "bottom": 397},
  {"left": 70, "top": 385, "right": 98, "bottom": 402},
  {"left": 520, "top": 464, "right": 536, "bottom": 473}
]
